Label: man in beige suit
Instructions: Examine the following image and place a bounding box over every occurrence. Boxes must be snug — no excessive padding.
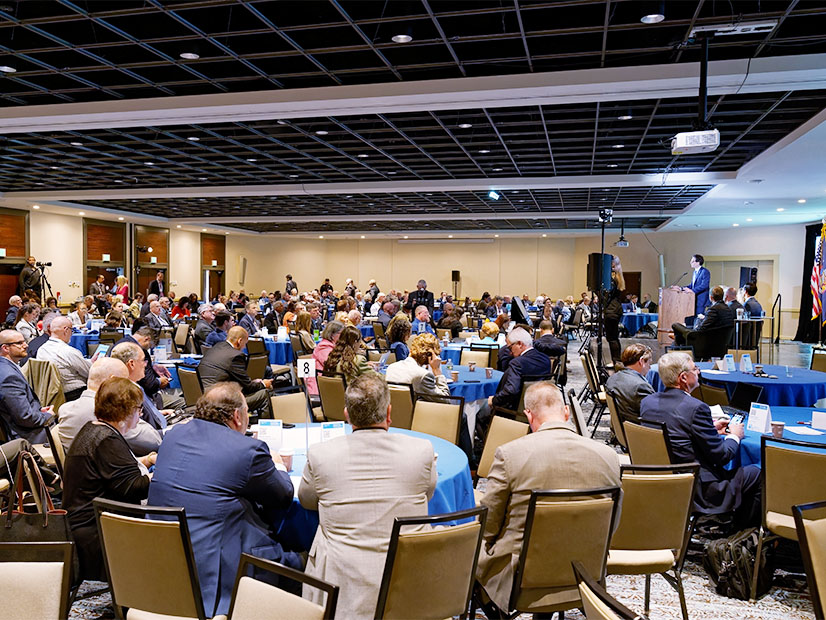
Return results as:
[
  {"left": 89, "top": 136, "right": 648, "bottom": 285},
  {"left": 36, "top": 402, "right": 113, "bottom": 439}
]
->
[
  {"left": 298, "top": 374, "right": 437, "bottom": 619},
  {"left": 476, "top": 381, "right": 621, "bottom": 616}
]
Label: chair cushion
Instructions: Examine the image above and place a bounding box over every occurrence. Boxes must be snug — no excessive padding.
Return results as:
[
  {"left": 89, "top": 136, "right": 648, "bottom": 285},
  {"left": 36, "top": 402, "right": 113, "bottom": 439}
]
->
[
  {"left": 606, "top": 549, "right": 675, "bottom": 574},
  {"left": 766, "top": 511, "right": 799, "bottom": 541},
  {"left": 270, "top": 364, "right": 292, "bottom": 375},
  {"left": 127, "top": 611, "right": 226, "bottom": 620}
]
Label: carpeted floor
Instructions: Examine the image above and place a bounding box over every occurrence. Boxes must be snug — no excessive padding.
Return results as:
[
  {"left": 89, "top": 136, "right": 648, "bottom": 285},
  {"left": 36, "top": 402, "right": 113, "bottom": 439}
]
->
[{"left": 69, "top": 337, "right": 818, "bottom": 619}]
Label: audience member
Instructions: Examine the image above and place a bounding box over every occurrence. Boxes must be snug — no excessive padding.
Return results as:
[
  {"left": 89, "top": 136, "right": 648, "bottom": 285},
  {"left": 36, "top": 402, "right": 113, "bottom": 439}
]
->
[
  {"left": 170, "top": 296, "right": 191, "bottom": 320},
  {"left": 406, "top": 279, "right": 435, "bottom": 316},
  {"left": 479, "top": 321, "right": 499, "bottom": 343},
  {"left": 724, "top": 287, "right": 744, "bottom": 313},
  {"left": 308, "top": 302, "right": 324, "bottom": 332},
  {"left": 640, "top": 352, "right": 760, "bottom": 526},
  {"left": 144, "top": 299, "right": 173, "bottom": 330},
  {"left": 14, "top": 303, "right": 40, "bottom": 343},
  {"left": 638, "top": 293, "right": 657, "bottom": 313},
  {"left": 36, "top": 316, "right": 93, "bottom": 401},
  {"left": 64, "top": 377, "right": 152, "bottom": 581},
  {"left": 386, "top": 316, "right": 412, "bottom": 362},
  {"left": 299, "top": 374, "right": 436, "bottom": 618},
  {"left": 604, "top": 344, "right": 654, "bottom": 424},
  {"left": 295, "top": 310, "right": 316, "bottom": 352},
  {"left": 127, "top": 293, "right": 143, "bottom": 320},
  {"left": 114, "top": 326, "right": 171, "bottom": 403},
  {"left": 110, "top": 341, "right": 171, "bottom": 431},
  {"left": 0, "top": 329, "right": 55, "bottom": 442},
  {"left": 376, "top": 300, "right": 394, "bottom": 329},
  {"left": 193, "top": 303, "right": 216, "bottom": 346},
  {"left": 206, "top": 311, "right": 234, "bottom": 346},
  {"left": 475, "top": 381, "right": 621, "bottom": 615},
  {"left": 149, "top": 382, "right": 301, "bottom": 617},
  {"left": 744, "top": 283, "right": 763, "bottom": 317},
  {"left": 25, "top": 311, "right": 57, "bottom": 360},
  {"left": 533, "top": 319, "right": 566, "bottom": 358},
  {"left": 386, "top": 333, "right": 450, "bottom": 397},
  {"left": 411, "top": 305, "right": 435, "bottom": 335},
  {"left": 436, "top": 302, "right": 462, "bottom": 338},
  {"left": 672, "top": 286, "right": 734, "bottom": 346},
  {"left": 67, "top": 300, "right": 88, "bottom": 328},
  {"left": 58, "top": 357, "right": 161, "bottom": 456},
  {"left": 323, "top": 325, "right": 372, "bottom": 383},
  {"left": 199, "top": 326, "right": 272, "bottom": 414},
  {"left": 5, "top": 295, "right": 22, "bottom": 326},
  {"left": 238, "top": 301, "right": 261, "bottom": 335},
  {"left": 486, "top": 296, "right": 506, "bottom": 320}
]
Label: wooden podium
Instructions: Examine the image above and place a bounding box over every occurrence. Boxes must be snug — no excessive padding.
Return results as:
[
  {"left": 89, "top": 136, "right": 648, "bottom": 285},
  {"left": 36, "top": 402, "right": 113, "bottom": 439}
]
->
[{"left": 658, "top": 287, "right": 695, "bottom": 344}]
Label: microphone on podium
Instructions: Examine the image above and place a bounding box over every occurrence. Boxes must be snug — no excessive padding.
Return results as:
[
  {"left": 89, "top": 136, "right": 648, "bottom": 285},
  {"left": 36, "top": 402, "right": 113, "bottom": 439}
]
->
[{"left": 670, "top": 272, "right": 689, "bottom": 287}]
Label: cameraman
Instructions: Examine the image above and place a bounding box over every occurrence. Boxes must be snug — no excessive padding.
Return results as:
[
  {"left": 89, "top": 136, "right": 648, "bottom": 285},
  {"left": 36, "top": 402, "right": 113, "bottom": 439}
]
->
[{"left": 19, "top": 256, "right": 41, "bottom": 299}]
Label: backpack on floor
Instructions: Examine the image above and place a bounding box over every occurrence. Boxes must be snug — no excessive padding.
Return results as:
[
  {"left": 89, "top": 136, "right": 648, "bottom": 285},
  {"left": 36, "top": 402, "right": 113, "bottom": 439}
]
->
[{"left": 702, "top": 527, "right": 775, "bottom": 600}]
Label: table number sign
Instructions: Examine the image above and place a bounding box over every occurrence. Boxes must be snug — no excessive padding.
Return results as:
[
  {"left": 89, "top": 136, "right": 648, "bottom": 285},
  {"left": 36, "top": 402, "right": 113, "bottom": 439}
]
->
[
  {"left": 321, "top": 421, "right": 345, "bottom": 442},
  {"left": 812, "top": 410, "right": 826, "bottom": 431},
  {"left": 724, "top": 354, "right": 737, "bottom": 372},
  {"left": 258, "top": 419, "right": 283, "bottom": 452},
  {"left": 739, "top": 354, "right": 754, "bottom": 373},
  {"left": 297, "top": 358, "right": 316, "bottom": 379},
  {"left": 747, "top": 403, "right": 772, "bottom": 434}
]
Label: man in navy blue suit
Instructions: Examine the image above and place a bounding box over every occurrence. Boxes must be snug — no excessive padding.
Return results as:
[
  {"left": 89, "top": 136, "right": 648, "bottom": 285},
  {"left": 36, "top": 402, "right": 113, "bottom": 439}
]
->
[
  {"left": 0, "top": 329, "right": 55, "bottom": 443},
  {"left": 149, "top": 382, "right": 302, "bottom": 617},
  {"left": 684, "top": 253, "right": 711, "bottom": 316},
  {"left": 640, "top": 352, "right": 760, "bottom": 526}
]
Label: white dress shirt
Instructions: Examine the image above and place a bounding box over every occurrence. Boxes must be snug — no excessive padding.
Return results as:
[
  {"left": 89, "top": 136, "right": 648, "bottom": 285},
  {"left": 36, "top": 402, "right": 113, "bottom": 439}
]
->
[{"left": 36, "top": 337, "right": 92, "bottom": 393}]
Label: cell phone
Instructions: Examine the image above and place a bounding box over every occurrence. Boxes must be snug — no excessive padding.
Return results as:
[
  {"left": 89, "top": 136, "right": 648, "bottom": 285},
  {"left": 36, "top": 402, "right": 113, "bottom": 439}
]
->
[{"left": 729, "top": 413, "right": 744, "bottom": 426}]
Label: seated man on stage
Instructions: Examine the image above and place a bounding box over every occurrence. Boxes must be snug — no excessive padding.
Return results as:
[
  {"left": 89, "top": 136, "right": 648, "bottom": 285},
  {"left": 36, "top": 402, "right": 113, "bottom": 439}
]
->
[
  {"left": 605, "top": 343, "right": 654, "bottom": 424},
  {"left": 640, "top": 352, "right": 760, "bottom": 526},
  {"left": 671, "top": 286, "right": 734, "bottom": 346}
]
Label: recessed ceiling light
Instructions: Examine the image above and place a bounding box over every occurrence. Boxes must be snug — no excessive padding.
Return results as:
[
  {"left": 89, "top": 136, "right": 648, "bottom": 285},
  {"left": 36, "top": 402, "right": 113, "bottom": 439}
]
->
[
  {"left": 448, "top": 235, "right": 453, "bottom": 238},
  {"left": 225, "top": 232, "right": 229, "bottom": 235},
  {"left": 145, "top": 161, "right": 154, "bottom": 166},
  {"left": 318, "top": 235, "right": 324, "bottom": 239},
  {"left": 746, "top": 218, "right": 753, "bottom": 222},
  {"left": 392, "top": 34, "right": 413, "bottom": 43},
  {"left": 607, "top": 164, "right": 618, "bottom": 168},
  {"left": 198, "top": 177, "right": 208, "bottom": 181},
  {"left": 640, "top": 9, "right": 665, "bottom": 24},
  {"left": 315, "top": 130, "right": 328, "bottom": 136},
  {"left": 777, "top": 208, "right": 785, "bottom": 212},
  {"left": 49, "top": 166, "right": 58, "bottom": 170},
  {"left": 187, "top": 136, "right": 200, "bottom": 141},
  {"left": 0, "top": 65, "right": 16, "bottom": 73},
  {"left": 180, "top": 52, "right": 200, "bottom": 60},
  {"left": 176, "top": 225, "right": 182, "bottom": 228},
  {"left": 202, "top": 228, "right": 207, "bottom": 232},
  {"left": 70, "top": 141, "right": 82, "bottom": 146},
  {"left": 78, "top": 211, "right": 85, "bottom": 216},
  {"left": 478, "top": 149, "right": 490, "bottom": 154},
  {"left": 388, "top": 171, "right": 397, "bottom": 175},
  {"left": 618, "top": 115, "right": 633, "bottom": 121},
  {"left": 612, "top": 144, "right": 624, "bottom": 149},
  {"left": 458, "top": 123, "right": 472, "bottom": 129},
  {"left": 246, "top": 158, "right": 257, "bottom": 162},
  {"left": 798, "top": 199, "right": 807, "bottom": 203},
  {"left": 542, "top": 234, "right": 547, "bottom": 237},
  {"left": 357, "top": 154, "right": 369, "bottom": 158},
  {"left": 404, "top": 235, "right": 409, "bottom": 239},
  {"left": 32, "top": 204, "right": 40, "bottom": 209},
  {"left": 288, "top": 174, "right": 299, "bottom": 178},
  {"left": 732, "top": 223, "right": 739, "bottom": 227},
  {"left": 114, "top": 179, "right": 123, "bottom": 183},
  {"left": 276, "top": 120, "right": 286, "bottom": 125},
  {"left": 118, "top": 217, "right": 124, "bottom": 221},
  {"left": 492, "top": 168, "right": 503, "bottom": 172}
]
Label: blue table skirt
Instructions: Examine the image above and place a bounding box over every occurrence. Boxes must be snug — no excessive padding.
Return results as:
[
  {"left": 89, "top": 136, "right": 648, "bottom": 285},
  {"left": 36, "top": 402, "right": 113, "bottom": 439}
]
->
[
  {"left": 621, "top": 313, "right": 657, "bottom": 334},
  {"left": 275, "top": 426, "right": 475, "bottom": 550},
  {"left": 359, "top": 324, "right": 374, "bottom": 339},
  {"left": 163, "top": 356, "right": 202, "bottom": 390},
  {"left": 70, "top": 332, "right": 99, "bottom": 355},
  {"left": 647, "top": 363, "right": 826, "bottom": 407},
  {"left": 738, "top": 406, "right": 826, "bottom": 467},
  {"left": 263, "top": 338, "right": 293, "bottom": 365}
]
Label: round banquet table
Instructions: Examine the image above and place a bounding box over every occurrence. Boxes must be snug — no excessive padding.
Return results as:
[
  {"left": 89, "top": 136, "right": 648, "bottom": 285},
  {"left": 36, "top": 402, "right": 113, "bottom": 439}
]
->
[
  {"left": 440, "top": 343, "right": 463, "bottom": 365},
  {"left": 446, "top": 364, "right": 502, "bottom": 402},
  {"left": 70, "top": 331, "right": 99, "bottom": 355},
  {"left": 738, "top": 407, "right": 826, "bottom": 467},
  {"left": 621, "top": 313, "right": 657, "bottom": 334},
  {"left": 359, "top": 324, "right": 374, "bottom": 339},
  {"left": 647, "top": 362, "right": 826, "bottom": 407},
  {"left": 161, "top": 356, "right": 201, "bottom": 390},
  {"left": 262, "top": 336, "right": 293, "bottom": 365},
  {"left": 273, "top": 425, "right": 476, "bottom": 551}
]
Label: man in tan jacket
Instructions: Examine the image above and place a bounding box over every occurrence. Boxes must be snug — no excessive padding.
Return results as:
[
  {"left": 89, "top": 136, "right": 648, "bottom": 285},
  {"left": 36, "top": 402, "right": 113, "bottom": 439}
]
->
[{"left": 476, "top": 381, "right": 622, "bottom": 616}]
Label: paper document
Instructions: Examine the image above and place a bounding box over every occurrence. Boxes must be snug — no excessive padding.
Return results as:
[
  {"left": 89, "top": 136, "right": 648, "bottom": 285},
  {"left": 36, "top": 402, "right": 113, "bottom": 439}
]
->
[
  {"left": 785, "top": 427, "right": 825, "bottom": 436},
  {"left": 701, "top": 369, "right": 729, "bottom": 375}
]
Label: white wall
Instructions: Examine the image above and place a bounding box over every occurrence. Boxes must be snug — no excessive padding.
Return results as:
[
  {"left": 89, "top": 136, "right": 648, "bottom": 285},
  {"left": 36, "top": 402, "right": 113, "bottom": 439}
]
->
[
  {"left": 168, "top": 229, "right": 202, "bottom": 296},
  {"left": 30, "top": 210, "right": 85, "bottom": 303}
]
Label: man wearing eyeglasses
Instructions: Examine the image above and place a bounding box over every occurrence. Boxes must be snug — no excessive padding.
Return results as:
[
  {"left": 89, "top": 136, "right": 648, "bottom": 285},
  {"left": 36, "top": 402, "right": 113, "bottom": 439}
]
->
[
  {"left": 35, "top": 316, "right": 94, "bottom": 402},
  {"left": 0, "top": 330, "right": 55, "bottom": 443}
]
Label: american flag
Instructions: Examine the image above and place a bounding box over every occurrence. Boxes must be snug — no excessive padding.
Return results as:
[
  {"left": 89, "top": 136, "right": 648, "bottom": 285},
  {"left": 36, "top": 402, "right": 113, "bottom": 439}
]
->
[{"left": 811, "top": 222, "right": 826, "bottom": 321}]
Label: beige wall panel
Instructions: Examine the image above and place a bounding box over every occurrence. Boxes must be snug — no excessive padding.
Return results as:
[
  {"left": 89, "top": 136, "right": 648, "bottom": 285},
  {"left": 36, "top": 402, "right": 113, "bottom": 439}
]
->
[
  {"left": 169, "top": 229, "right": 201, "bottom": 295},
  {"left": 537, "top": 238, "right": 577, "bottom": 301},
  {"left": 30, "top": 210, "right": 84, "bottom": 303}
]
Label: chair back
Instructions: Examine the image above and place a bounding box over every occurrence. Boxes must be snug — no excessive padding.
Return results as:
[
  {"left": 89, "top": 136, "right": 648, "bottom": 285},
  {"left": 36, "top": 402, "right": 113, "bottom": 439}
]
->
[
  {"left": 178, "top": 366, "right": 203, "bottom": 408},
  {"left": 289, "top": 333, "right": 306, "bottom": 357},
  {"left": 87, "top": 340, "right": 100, "bottom": 357},
  {"left": 246, "top": 352, "right": 269, "bottom": 380},
  {"left": 367, "top": 349, "right": 396, "bottom": 364},
  {"left": 793, "top": 500, "right": 826, "bottom": 620},
  {"left": 604, "top": 392, "right": 627, "bottom": 450},
  {"left": 580, "top": 353, "right": 603, "bottom": 397},
  {"left": 317, "top": 374, "right": 347, "bottom": 421},
  {"left": 229, "top": 553, "right": 338, "bottom": 620},
  {"left": 610, "top": 464, "right": 699, "bottom": 557},
  {"left": 373, "top": 322, "right": 386, "bottom": 339},
  {"left": 623, "top": 421, "right": 672, "bottom": 465},
  {"left": 510, "top": 487, "right": 621, "bottom": 612},
  {"left": 436, "top": 328, "right": 451, "bottom": 340},
  {"left": 470, "top": 343, "right": 499, "bottom": 369},
  {"left": 516, "top": 375, "right": 551, "bottom": 415},
  {"left": 22, "top": 359, "right": 65, "bottom": 412},
  {"left": 697, "top": 383, "right": 729, "bottom": 407},
  {"left": 687, "top": 325, "right": 735, "bottom": 360},
  {"left": 246, "top": 338, "right": 267, "bottom": 355},
  {"left": 727, "top": 348, "right": 758, "bottom": 363},
  {"left": 173, "top": 323, "right": 190, "bottom": 350},
  {"left": 93, "top": 498, "right": 206, "bottom": 620},
  {"left": 411, "top": 394, "right": 464, "bottom": 445},
  {"left": 48, "top": 424, "right": 65, "bottom": 478},
  {"left": 476, "top": 416, "right": 529, "bottom": 479},
  {"left": 811, "top": 350, "right": 826, "bottom": 372},
  {"left": 0, "top": 541, "right": 74, "bottom": 620},
  {"left": 387, "top": 382, "right": 415, "bottom": 430},
  {"left": 567, "top": 389, "right": 588, "bottom": 436},
  {"left": 271, "top": 389, "right": 311, "bottom": 424},
  {"left": 375, "top": 506, "right": 487, "bottom": 620},
  {"left": 460, "top": 348, "right": 490, "bottom": 368},
  {"left": 762, "top": 436, "right": 826, "bottom": 539},
  {"left": 664, "top": 345, "right": 694, "bottom": 360},
  {"left": 572, "top": 561, "right": 640, "bottom": 620}
]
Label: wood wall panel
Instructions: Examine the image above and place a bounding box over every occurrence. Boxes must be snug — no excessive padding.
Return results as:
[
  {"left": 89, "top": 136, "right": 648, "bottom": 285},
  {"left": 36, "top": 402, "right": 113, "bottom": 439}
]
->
[
  {"left": 0, "top": 212, "right": 28, "bottom": 258},
  {"left": 86, "top": 221, "right": 125, "bottom": 263},
  {"left": 136, "top": 226, "right": 168, "bottom": 265},
  {"left": 201, "top": 234, "right": 225, "bottom": 267}
]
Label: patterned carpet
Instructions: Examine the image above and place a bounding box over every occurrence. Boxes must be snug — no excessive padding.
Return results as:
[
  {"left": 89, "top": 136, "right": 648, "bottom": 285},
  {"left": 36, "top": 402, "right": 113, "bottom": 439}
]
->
[{"left": 69, "top": 338, "right": 818, "bottom": 619}]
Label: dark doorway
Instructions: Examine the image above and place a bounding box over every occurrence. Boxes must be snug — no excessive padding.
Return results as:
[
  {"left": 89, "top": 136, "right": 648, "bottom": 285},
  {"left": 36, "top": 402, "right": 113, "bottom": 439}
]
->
[{"left": 624, "top": 271, "right": 642, "bottom": 301}]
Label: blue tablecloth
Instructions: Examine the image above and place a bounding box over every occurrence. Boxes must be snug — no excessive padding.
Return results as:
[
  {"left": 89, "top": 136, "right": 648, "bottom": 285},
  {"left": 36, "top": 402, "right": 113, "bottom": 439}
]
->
[
  {"left": 69, "top": 332, "right": 99, "bottom": 355},
  {"left": 162, "top": 356, "right": 202, "bottom": 390},
  {"left": 738, "top": 407, "right": 826, "bottom": 466},
  {"left": 275, "top": 425, "right": 475, "bottom": 550},
  {"left": 433, "top": 310, "right": 443, "bottom": 322},
  {"left": 622, "top": 313, "right": 657, "bottom": 334},
  {"left": 448, "top": 365, "right": 502, "bottom": 402},
  {"left": 263, "top": 337, "right": 293, "bottom": 365},
  {"left": 440, "top": 343, "right": 463, "bottom": 365},
  {"left": 359, "top": 324, "right": 374, "bottom": 339},
  {"left": 647, "top": 363, "right": 826, "bottom": 407}
]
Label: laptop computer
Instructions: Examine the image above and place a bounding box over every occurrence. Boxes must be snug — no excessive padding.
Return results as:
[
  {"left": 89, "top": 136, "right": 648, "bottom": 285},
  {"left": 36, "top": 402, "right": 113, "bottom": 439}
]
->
[{"left": 721, "top": 382, "right": 764, "bottom": 418}]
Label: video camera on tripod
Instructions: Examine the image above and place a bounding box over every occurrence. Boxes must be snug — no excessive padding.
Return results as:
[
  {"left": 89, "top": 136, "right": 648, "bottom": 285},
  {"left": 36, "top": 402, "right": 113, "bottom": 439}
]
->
[{"left": 35, "top": 261, "right": 53, "bottom": 268}]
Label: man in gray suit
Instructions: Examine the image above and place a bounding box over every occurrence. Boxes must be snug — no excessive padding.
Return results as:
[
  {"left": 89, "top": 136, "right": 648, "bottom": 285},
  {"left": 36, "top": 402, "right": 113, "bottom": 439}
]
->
[
  {"left": 299, "top": 374, "right": 437, "bottom": 619},
  {"left": 476, "top": 381, "right": 621, "bottom": 616},
  {"left": 605, "top": 343, "right": 655, "bottom": 424}
]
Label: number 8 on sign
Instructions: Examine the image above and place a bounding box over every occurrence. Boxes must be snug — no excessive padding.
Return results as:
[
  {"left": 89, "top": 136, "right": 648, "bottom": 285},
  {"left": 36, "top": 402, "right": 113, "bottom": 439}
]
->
[{"left": 298, "top": 359, "right": 316, "bottom": 379}]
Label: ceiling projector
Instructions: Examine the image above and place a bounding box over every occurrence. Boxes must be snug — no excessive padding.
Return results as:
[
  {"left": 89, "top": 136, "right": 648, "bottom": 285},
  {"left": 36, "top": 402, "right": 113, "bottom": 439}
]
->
[{"left": 671, "top": 128, "right": 720, "bottom": 155}]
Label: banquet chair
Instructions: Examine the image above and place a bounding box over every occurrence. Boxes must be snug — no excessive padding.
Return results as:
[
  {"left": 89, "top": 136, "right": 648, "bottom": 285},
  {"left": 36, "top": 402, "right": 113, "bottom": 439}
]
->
[
  {"left": 471, "top": 343, "right": 499, "bottom": 369},
  {"left": 270, "top": 387, "right": 312, "bottom": 424},
  {"left": 573, "top": 561, "right": 643, "bottom": 620},
  {"left": 411, "top": 394, "right": 465, "bottom": 445},
  {"left": 475, "top": 415, "right": 529, "bottom": 490},
  {"left": 436, "top": 327, "right": 451, "bottom": 340},
  {"left": 93, "top": 498, "right": 207, "bottom": 620},
  {"left": 228, "top": 553, "right": 338, "bottom": 620},
  {"left": 178, "top": 366, "right": 204, "bottom": 408},
  {"left": 317, "top": 374, "right": 347, "bottom": 422},
  {"left": 750, "top": 436, "right": 826, "bottom": 600},
  {"left": 173, "top": 323, "right": 193, "bottom": 355},
  {"left": 387, "top": 382, "right": 415, "bottom": 430},
  {"left": 246, "top": 353, "right": 269, "bottom": 380},
  {"left": 86, "top": 341, "right": 100, "bottom": 357},
  {"left": 604, "top": 392, "right": 628, "bottom": 451},
  {"left": 563, "top": 308, "right": 584, "bottom": 341},
  {"left": 373, "top": 322, "right": 386, "bottom": 339},
  {"left": 491, "top": 375, "right": 551, "bottom": 425},
  {"left": 606, "top": 464, "right": 699, "bottom": 620},
  {"left": 623, "top": 421, "right": 673, "bottom": 466},
  {"left": 367, "top": 349, "right": 396, "bottom": 364},
  {"left": 568, "top": 388, "right": 589, "bottom": 437},
  {"left": 696, "top": 383, "right": 730, "bottom": 407},
  {"left": 664, "top": 346, "right": 694, "bottom": 360},
  {"left": 48, "top": 423, "right": 65, "bottom": 478},
  {"left": 458, "top": 330, "right": 478, "bottom": 339},
  {"left": 810, "top": 350, "right": 826, "bottom": 373},
  {"left": 22, "top": 358, "right": 65, "bottom": 413},
  {"left": 472, "top": 487, "right": 621, "bottom": 618},
  {"left": 247, "top": 338, "right": 266, "bottom": 355},
  {"left": 375, "top": 506, "right": 487, "bottom": 620},
  {"left": 460, "top": 348, "right": 490, "bottom": 368},
  {"left": 289, "top": 333, "right": 307, "bottom": 358},
  {"left": 580, "top": 353, "right": 607, "bottom": 431},
  {"left": 0, "top": 541, "right": 74, "bottom": 620},
  {"left": 793, "top": 500, "right": 826, "bottom": 620},
  {"left": 727, "top": 349, "right": 758, "bottom": 363}
]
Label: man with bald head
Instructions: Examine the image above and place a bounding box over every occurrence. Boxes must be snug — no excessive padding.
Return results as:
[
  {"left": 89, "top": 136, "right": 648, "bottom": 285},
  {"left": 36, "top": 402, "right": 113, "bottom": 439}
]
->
[
  {"left": 145, "top": 299, "right": 172, "bottom": 331},
  {"left": 0, "top": 329, "right": 55, "bottom": 442},
  {"left": 199, "top": 326, "right": 273, "bottom": 415},
  {"left": 36, "top": 315, "right": 94, "bottom": 401},
  {"left": 58, "top": 356, "right": 161, "bottom": 456},
  {"left": 111, "top": 341, "right": 172, "bottom": 431}
]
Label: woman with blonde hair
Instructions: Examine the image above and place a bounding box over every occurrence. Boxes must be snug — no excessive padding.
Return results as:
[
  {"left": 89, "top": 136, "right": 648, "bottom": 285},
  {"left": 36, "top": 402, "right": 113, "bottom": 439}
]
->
[
  {"left": 295, "top": 310, "right": 316, "bottom": 352},
  {"left": 479, "top": 321, "right": 499, "bottom": 343},
  {"left": 385, "top": 332, "right": 450, "bottom": 397},
  {"left": 115, "top": 275, "right": 129, "bottom": 301}
]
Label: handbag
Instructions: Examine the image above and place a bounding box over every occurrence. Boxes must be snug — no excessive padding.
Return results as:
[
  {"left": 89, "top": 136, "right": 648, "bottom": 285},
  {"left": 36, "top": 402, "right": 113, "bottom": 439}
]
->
[
  {"left": 0, "top": 450, "right": 79, "bottom": 577},
  {"left": 702, "top": 527, "right": 775, "bottom": 600}
]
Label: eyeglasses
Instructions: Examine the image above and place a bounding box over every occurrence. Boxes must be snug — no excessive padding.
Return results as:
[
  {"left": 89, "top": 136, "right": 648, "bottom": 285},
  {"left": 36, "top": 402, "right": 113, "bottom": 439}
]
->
[{"left": 2, "top": 340, "right": 26, "bottom": 347}]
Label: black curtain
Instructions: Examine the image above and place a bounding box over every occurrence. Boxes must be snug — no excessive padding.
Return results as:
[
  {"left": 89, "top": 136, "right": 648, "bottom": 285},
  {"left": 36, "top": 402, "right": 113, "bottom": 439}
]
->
[{"left": 794, "top": 222, "right": 823, "bottom": 343}]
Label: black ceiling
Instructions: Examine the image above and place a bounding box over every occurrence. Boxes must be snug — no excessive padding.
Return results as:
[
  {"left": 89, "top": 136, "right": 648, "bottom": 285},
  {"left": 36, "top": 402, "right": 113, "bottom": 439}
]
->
[{"left": 1, "top": 1, "right": 824, "bottom": 232}]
